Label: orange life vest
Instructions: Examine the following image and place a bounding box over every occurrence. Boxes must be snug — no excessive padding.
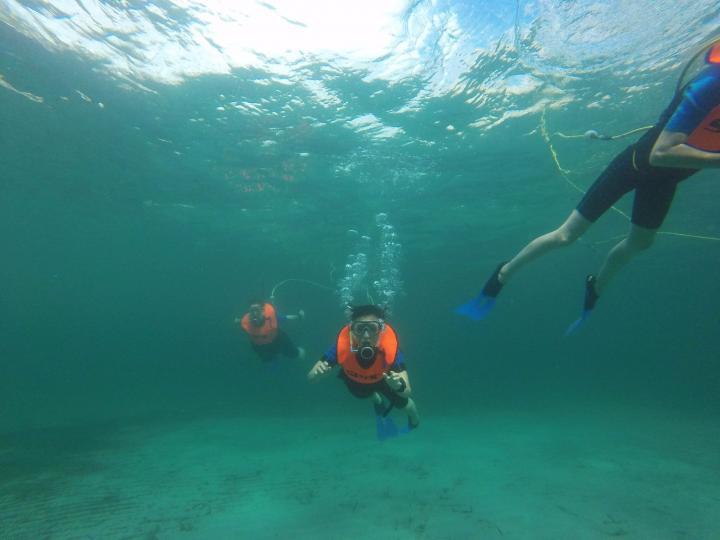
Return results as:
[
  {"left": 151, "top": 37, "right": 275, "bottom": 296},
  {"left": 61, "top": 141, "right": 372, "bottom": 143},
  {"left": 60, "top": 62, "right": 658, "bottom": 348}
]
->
[
  {"left": 686, "top": 43, "right": 720, "bottom": 152},
  {"left": 686, "top": 105, "right": 720, "bottom": 152},
  {"left": 336, "top": 323, "right": 398, "bottom": 384},
  {"left": 707, "top": 43, "right": 720, "bottom": 65},
  {"left": 241, "top": 303, "right": 278, "bottom": 345}
]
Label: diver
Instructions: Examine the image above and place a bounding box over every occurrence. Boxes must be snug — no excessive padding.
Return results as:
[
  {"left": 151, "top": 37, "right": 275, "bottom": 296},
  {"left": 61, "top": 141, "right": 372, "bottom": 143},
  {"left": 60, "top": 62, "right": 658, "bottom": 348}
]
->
[
  {"left": 459, "top": 40, "right": 720, "bottom": 332},
  {"left": 235, "top": 299, "right": 306, "bottom": 362},
  {"left": 307, "top": 304, "right": 420, "bottom": 440}
]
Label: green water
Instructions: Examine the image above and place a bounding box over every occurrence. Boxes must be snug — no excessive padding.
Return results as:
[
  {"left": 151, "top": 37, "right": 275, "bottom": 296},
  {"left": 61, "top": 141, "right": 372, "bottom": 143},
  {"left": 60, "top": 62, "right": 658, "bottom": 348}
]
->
[{"left": 1, "top": 2, "right": 719, "bottom": 538}]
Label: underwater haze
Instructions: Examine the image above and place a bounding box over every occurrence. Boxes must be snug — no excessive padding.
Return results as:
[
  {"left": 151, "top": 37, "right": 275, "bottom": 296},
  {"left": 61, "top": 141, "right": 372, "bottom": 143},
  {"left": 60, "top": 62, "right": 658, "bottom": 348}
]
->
[{"left": 1, "top": 1, "right": 720, "bottom": 538}]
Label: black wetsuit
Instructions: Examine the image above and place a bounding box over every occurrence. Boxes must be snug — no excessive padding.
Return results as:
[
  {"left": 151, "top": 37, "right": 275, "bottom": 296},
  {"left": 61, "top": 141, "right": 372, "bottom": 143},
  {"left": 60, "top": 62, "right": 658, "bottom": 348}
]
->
[{"left": 252, "top": 328, "right": 300, "bottom": 362}]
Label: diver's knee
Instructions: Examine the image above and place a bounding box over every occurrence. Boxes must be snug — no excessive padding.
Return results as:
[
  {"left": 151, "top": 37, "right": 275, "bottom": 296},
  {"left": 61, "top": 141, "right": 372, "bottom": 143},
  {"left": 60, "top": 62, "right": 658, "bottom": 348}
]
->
[
  {"left": 554, "top": 228, "right": 580, "bottom": 246},
  {"left": 628, "top": 232, "right": 656, "bottom": 251},
  {"left": 636, "top": 238, "right": 655, "bottom": 251},
  {"left": 401, "top": 397, "right": 416, "bottom": 410}
]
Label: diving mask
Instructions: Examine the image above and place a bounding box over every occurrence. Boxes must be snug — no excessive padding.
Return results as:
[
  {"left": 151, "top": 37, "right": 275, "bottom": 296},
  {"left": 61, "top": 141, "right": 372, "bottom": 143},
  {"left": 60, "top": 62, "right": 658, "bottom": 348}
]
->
[
  {"left": 249, "top": 306, "right": 265, "bottom": 326},
  {"left": 350, "top": 320, "right": 384, "bottom": 361},
  {"left": 350, "top": 320, "right": 384, "bottom": 338}
]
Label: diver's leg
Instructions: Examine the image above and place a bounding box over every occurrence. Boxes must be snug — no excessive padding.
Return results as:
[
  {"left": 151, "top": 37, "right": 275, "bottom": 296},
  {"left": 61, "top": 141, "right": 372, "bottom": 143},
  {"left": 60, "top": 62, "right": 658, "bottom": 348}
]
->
[
  {"left": 499, "top": 210, "right": 592, "bottom": 283},
  {"left": 563, "top": 178, "right": 664, "bottom": 334},
  {"left": 400, "top": 398, "right": 420, "bottom": 429},
  {"left": 462, "top": 153, "right": 632, "bottom": 321},
  {"left": 500, "top": 146, "right": 638, "bottom": 285},
  {"left": 595, "top": 225, "right": 656, "bottom": 294},
  {"left": 382, "top": 383, "right": 419, "bottom": 429},
  {"left": 252, "top": 343, "right": 276, "bottom": 362},
  {"left": 593, "top": 164, "right": 680, "bottom": 295},
  {"left": 276, "top": 330, "right": 305, "bottom": 360},
  {"left": 371, "top": 391, "right": 396, "bottom": 440},
  {"left": 461, "top": 209, "right": 594, "bottom": 320}
]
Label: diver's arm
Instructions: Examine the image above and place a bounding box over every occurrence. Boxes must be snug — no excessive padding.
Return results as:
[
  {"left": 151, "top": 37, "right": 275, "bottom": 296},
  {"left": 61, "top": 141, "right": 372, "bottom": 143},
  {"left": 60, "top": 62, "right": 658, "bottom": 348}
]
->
[
  {"left": 307, "top": 359, "right": 333, "bottom": 382},
  {"left": 284, "top": 309, "right": 305, "bottom": 321},
  {"left": 649, "top": 131, "right": 720, "bottom": 168}
]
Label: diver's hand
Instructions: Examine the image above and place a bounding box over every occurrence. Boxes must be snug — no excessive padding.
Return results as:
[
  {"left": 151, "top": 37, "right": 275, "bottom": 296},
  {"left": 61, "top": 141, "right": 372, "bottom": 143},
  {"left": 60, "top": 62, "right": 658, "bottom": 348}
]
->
[
  {"left": 384, "top": 372, "right": 405, "bottom": 392},
  {"left": 298, "top": 309, "right": 305, "bottom": 320},
  {"left": 308, "top": 360, "right": 331, "bottom": 381}
]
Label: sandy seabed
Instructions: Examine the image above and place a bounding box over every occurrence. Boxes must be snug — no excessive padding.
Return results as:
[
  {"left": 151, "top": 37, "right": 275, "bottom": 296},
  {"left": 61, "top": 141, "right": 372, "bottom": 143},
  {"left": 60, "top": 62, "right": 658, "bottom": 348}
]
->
[{"left": 1, "top": 407, "right": 719, "bottom": 540}]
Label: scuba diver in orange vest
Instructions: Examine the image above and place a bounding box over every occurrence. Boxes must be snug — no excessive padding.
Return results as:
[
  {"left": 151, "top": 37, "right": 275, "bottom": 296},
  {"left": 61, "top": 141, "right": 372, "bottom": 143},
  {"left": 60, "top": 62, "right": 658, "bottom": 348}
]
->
[
  {"left": 458, "top": 40, "right": 720, "bottom": 333},
  {"left": 235, "top": 299, "right": 305, "bottom": 362},
  {"left": 307, "top": 305, "right": 420, "bottom": 440}
]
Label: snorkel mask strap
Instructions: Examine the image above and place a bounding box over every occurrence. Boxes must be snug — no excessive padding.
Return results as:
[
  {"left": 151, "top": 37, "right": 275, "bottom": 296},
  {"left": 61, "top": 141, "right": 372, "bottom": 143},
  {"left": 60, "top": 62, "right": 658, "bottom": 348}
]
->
[{"left": 349, "top": 324, "right": 359, "bottom": 353}]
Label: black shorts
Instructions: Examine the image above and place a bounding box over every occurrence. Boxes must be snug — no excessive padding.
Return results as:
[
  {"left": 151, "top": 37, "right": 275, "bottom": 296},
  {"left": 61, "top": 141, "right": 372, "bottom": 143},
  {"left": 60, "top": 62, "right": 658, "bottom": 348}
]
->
[
  {"left": 251, "top": 329, "right": 299, "bottom": 362},
  {"left": 338, "top": 371, "right": 409, "bottom": 409},
  {"left": 576, "top": 145, "right": 696, "bottom": 229}
]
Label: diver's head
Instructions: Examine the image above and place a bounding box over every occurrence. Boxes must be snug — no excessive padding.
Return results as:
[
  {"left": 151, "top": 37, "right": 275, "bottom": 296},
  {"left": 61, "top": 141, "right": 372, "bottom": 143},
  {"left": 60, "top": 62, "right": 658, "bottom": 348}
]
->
[
  {"left": 349, "top": 305, "right": 385, "bottom": 361},
  {"left": 248, "top": 298, "right": 266, "bottom": 327}
]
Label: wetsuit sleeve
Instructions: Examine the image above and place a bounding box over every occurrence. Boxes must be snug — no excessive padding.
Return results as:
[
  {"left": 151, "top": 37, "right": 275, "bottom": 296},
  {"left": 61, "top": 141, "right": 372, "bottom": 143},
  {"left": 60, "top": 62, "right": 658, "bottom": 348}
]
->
[
  {"left": 665, "top": 69, "right": 720, "bottom": 134},
  {"left": 322, "top": 345, "right": 338, "bottom": 366},
  {"left": 389, "top": 350, "right": 406, "bottom": 372},
  {"left": 276, "top": 312, "right": 288, "bottom": 322}
]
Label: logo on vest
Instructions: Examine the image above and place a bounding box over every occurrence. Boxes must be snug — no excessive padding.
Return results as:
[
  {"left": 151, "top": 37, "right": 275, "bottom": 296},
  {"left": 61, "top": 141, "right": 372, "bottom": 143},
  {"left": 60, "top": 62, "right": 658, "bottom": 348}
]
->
[{"left": 345, "top": 369, "right": 382, "bottom": 382}]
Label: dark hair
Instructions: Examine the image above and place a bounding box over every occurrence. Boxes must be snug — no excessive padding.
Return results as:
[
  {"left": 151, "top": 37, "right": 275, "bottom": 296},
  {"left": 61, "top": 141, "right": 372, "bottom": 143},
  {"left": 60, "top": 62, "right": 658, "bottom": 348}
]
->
[
  {"left": 350, "top": 304, "right": 385, "bottom": 320},
  {"left": 248, "top": 298, "right": 265, "bottom": 307}
]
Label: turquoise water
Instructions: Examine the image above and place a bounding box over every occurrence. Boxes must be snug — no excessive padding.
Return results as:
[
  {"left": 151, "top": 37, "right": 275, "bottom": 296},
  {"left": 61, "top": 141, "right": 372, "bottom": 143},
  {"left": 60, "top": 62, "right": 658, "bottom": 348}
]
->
[{"left": 1, "top": 2, "right": 720, "bottom": 538}]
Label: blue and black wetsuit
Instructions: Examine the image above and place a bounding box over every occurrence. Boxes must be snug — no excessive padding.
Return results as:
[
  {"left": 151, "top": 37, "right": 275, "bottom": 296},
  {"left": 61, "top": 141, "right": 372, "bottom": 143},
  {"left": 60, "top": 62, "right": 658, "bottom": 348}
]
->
[{"left": 576, "top": 65, "right": 720, "bottom": 229}]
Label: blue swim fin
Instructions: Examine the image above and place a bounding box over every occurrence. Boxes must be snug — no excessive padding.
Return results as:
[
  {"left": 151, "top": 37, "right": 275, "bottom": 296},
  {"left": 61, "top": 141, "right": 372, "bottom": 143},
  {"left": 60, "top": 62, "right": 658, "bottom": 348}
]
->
[
  {"left": 374, "top": 403, "right": 411, "bottom": 441},
  {"left": 455, "top": 294, "right": 496, "bottom": 321},
  {"left": 564, "top": 310, "right": 590, "bottom": 336},
  {"left": 376, "top": 415, "right": 398, "bottom": 440},
  {"left": 456, "top": 262, "right": 506, "bottom": 321},
  {"left": 564, "top": 275, "right": 599, "bottom": 336}
]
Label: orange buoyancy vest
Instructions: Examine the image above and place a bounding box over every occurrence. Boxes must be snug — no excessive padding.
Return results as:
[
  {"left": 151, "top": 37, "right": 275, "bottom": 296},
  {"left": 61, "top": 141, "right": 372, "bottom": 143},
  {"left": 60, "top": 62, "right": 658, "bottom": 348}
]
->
[
  {"left": 707, "top": 43, "right": 720, "bottom": 65},
  {"left": 686, "top": 43, "right": 720, "bottom": 152},
  {"left": 241, "top": 303, "right": 278, "bottom": 345},
  {"left": 685, "top": 105, "right": 720, "bottom": 152},
  {"left": 336, "top": 323, "right": 398, "bottom": 384}
]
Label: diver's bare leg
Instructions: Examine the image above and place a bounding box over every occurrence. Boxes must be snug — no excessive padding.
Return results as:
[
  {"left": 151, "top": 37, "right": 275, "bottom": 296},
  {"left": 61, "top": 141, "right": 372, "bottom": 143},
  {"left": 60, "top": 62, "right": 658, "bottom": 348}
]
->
[
  {"left": 401, "top": 398, "right": 420, "bottom": 428},
  {"left": 499, "top": 210, "right": 592, "bottom": 283},
  {"left": 595, "top": 223, "right": 657, "bottom": 294}
]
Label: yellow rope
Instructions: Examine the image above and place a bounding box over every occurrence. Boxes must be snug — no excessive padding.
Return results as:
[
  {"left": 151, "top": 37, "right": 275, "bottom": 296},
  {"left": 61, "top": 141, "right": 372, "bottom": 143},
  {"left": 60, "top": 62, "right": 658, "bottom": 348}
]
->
[
  {"left": 657, "top": 231, "right": 720, "bottom": 242},
  {"left": 540, "top": 111, "right": 628, "bottom": 219},
  {"left": 539, "top": 111, "right": 570, "bottom": 174},
  {"left": 592, "top": 232, "right": 720, "bottom": 245},
  {"left": 554, "top": 132, "right": 587, "bottom": 140},
  {"left": 608, "top": 125, "right": 654, "bottom": 139},
  {"left": 539, "top": 110, "right": 720, "bottom": 243},
  {"left": 554, "top": 125, "right": 654, "bottom": 140},
  {"left": 0, "top": 73, "right": 44, "bottom": 103}
]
